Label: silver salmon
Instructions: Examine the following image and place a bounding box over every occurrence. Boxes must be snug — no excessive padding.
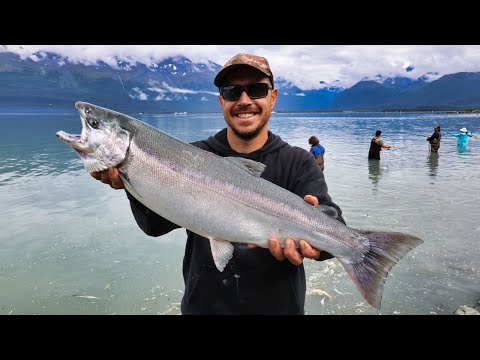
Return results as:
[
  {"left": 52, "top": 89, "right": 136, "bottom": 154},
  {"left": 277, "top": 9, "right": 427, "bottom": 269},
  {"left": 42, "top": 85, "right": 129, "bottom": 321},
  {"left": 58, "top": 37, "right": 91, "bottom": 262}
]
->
[{"left": 56, "top": 101, "right": 423, "bottom": 310}]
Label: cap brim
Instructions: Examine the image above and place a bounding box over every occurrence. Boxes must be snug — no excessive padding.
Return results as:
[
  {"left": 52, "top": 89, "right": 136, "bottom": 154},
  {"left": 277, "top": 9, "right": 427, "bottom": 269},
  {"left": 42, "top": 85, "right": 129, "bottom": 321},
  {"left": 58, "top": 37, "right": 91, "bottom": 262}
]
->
[{"left": 214, "top": 64, "right": 273, "bottom": 88}]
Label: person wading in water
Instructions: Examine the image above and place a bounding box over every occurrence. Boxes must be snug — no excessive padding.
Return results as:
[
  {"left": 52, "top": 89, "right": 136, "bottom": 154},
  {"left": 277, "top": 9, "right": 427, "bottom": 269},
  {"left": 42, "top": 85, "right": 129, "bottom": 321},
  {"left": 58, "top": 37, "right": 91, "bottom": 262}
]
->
[
  {"left": 368, "top": 129, "right": 392, "bottom": 160},
  {"left": 427, "top": 125, "right": 442, "bottom": 153},
  {"left": 308, "top": 136, "right": 325, "bottom": 171}
]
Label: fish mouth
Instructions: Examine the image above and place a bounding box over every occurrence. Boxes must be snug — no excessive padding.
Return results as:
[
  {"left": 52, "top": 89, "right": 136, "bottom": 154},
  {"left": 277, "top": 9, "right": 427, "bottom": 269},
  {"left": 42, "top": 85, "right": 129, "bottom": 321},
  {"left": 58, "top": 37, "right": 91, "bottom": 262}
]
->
[
  {"left": 56, "top": 101, "right": 94, "bottom": 160},
  {"left": 56, "top": 130, "right": 80, "bottom": 144},
  {"left": 55, "top": 130, "right": 92, "bottom": 160}
]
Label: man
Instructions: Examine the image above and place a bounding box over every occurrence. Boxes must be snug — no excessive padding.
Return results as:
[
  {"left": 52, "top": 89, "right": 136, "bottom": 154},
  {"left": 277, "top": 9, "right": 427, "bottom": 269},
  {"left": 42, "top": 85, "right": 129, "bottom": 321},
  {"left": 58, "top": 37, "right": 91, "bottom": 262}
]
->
[
  {"left": 91, "top": 53, "right": 345, "bottom": 315},
  {"left": 426, "top": 125, "right": 441, "bottom": 153},
  {"left": 368, "top": 129, "right": 392, "bottom": 160}
]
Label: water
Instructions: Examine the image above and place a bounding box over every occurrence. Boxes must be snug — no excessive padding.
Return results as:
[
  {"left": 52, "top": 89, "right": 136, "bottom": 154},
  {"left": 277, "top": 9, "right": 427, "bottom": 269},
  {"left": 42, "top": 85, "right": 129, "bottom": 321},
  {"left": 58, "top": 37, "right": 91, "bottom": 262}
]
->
[{"left": 1, "top": 110, "right": 479, "bottom": 315}]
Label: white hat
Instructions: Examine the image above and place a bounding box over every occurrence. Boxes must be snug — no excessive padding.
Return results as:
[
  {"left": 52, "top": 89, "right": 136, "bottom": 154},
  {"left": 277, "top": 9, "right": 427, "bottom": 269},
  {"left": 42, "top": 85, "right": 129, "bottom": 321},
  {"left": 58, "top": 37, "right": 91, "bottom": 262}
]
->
[{"left": 460, "top": 127, "right": 468, "bottom": 132}]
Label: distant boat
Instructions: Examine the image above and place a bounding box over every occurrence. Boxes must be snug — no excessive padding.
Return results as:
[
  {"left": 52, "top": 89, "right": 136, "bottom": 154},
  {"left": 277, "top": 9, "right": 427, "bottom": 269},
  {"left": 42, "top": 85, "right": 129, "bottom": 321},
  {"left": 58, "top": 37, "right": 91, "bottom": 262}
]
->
[{"left": 174, "top": 112, "right": 188, "bottom": 115}]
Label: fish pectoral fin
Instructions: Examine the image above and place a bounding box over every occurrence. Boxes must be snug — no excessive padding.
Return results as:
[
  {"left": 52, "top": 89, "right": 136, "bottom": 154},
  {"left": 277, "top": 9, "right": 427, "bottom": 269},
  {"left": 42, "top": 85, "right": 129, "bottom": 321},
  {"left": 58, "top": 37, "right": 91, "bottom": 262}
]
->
[
  {"left": 119, "top": 171, "right": 143, "bottom": 200},
  {"left": 118, "top": 168, "right": 129, "bottom": 182},
  {"left": 316, "top": 204, "right": 338, "bottom": 218},
  {"left": 208, "top": 237, "right": 234, "bottom": 272},
  {"left": 227, "top": 157, "right": 266, "bottom": 177}
]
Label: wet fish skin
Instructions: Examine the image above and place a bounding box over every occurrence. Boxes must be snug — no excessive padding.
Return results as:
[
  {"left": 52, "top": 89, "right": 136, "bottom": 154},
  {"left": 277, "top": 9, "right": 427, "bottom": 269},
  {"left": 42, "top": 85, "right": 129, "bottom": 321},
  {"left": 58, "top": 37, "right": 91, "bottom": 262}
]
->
[{"left": 56, "top": 101, "right": 423, "bottom": 310}]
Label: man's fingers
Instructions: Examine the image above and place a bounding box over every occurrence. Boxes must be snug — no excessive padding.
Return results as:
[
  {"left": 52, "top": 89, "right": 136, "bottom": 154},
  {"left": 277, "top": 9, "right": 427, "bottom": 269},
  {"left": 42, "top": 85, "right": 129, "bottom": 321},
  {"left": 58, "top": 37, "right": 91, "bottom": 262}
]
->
[
  {"left": 108, "top": 167, "right": 117, "bottom": 178},
  {"left": 283, "top": 238, "right": 304, "bottom": 266},
  {"left": 304, "top": 195, "right": 319, "bottom": 206},
  {"left": 90, "top": 168, "right": 123, "bottom": 189},
  {"left": 266, "top": 237, "right": 321, "bottom": 264},
  {"left": 108, "top": 167, "right": 124, "bottom": 189},
  {"left": 299, "top": 240, "right": 321, "bottom": 260},
  {"left": 100, "top": 171, "right": 111, "bottom": 184},
  {"left": 268, "top": 238, "right": 286, "bottom": 261},
  {"left": 111, "top": 178, "right": 123, "bottom": 189}
]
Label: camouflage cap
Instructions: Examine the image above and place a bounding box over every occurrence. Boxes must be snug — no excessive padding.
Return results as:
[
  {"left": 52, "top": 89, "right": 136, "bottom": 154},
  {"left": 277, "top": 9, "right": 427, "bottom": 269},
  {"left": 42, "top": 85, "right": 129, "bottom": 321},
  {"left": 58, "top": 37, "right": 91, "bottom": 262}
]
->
[{"left": 214, "top": 53, "right": 274, "bottom": 88}]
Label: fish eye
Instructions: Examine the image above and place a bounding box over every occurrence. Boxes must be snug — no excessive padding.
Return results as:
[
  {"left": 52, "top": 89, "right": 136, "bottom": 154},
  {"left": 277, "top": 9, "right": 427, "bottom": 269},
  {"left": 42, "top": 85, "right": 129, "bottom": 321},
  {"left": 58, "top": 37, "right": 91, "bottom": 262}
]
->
[{"left": 88, "top": 118, "right": 99, "bottom": 129}]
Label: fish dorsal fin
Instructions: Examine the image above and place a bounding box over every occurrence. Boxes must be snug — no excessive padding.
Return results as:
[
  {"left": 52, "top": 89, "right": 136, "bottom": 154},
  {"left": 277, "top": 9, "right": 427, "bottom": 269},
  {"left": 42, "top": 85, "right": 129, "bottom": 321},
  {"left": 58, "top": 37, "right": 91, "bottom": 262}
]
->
[
  {"left": 316, "top": 204, "right": 338, "bottom": 218},
  {"left": 227, "top": 157, "right": 266, "bottom": 177},
  {"left": 208, "top": 237, "right": 234, "bottom": 272}
]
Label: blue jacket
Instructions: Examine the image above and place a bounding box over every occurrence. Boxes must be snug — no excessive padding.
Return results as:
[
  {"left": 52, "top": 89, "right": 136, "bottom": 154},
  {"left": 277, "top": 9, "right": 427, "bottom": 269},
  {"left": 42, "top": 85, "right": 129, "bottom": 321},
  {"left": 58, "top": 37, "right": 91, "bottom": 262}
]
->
[
  {"left": 448, "top": 131, "right": 473, "bottom": 146},
  {"left": 310, "top": 143, "right": 325, "bottom": 158},
  {"left": 125, "top": 128, "right": 344, "bottom": 315}
]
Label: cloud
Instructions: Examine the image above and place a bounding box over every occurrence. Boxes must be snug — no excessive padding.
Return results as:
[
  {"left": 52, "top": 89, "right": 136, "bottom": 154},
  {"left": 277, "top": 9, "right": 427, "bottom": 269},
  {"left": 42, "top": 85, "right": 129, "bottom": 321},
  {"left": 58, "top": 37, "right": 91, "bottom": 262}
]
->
[
  {"left": 147, "top": 83, "right": 218, "bottom": 98},
  {"left": 129, "top": 87, "right": 148, "bottom": 101},
  {"left": 160, "top": 82, "right": 215, "bottom": 95},
  {"left": 3, "top": 45, "right": 480, "bottom": 90}
]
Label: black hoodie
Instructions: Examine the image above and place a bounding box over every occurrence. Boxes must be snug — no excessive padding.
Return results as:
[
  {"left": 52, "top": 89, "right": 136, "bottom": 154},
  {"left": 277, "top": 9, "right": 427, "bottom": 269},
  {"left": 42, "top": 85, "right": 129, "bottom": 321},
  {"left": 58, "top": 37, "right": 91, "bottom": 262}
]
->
[{"left": 125, "top": 128, "right": 345, "bottom": 315}]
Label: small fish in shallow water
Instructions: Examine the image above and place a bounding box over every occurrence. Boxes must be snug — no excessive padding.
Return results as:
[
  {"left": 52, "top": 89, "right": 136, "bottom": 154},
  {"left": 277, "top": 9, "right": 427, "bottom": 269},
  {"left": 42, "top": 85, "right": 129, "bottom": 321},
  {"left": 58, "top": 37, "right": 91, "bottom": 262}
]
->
[
  {"left": 308, "top": 288, "right": 333, "bottom": 300},
  {"left": 72, "top": 295, "right": 102, "bottom": 300}
]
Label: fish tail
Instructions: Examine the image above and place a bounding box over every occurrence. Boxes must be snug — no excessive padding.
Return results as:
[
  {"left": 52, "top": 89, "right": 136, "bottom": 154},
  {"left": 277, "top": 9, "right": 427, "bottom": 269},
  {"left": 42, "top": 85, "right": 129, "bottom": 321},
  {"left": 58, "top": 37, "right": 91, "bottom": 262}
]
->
[{"left": 337, "top": 230, "right": 423, "bottom": 310}]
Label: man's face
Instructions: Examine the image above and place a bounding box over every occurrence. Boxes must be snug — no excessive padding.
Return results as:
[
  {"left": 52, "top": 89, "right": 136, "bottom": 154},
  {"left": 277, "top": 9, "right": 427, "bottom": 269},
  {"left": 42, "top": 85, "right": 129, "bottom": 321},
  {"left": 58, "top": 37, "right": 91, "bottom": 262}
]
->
[{"left": 218, "top": 67, "right": 277, "bottom": 141}]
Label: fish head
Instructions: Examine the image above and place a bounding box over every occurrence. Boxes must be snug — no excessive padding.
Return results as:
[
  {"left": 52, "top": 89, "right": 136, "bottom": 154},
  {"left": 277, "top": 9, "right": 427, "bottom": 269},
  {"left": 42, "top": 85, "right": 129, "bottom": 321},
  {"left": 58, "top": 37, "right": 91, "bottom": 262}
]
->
[{"left": 56, "top": 101, "right": 132, "bottom": 173}]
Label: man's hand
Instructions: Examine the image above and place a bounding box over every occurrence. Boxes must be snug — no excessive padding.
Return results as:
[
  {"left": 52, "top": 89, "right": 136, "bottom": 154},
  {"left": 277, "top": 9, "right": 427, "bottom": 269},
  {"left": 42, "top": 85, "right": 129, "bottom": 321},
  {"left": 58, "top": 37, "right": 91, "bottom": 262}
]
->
[
  {"left": 90, "top": 167, "right": 124, "bottom": 189},
  {"left": 248, "top": 194, "right": 322, "bottom": 265}
]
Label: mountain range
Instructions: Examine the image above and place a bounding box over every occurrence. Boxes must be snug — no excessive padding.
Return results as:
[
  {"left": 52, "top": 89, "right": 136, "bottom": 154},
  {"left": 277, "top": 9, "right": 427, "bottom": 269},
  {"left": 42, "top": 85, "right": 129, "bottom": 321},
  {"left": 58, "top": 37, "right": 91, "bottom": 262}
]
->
[{"left": 1, "top": 50, "right": 480, "bottom": 113}]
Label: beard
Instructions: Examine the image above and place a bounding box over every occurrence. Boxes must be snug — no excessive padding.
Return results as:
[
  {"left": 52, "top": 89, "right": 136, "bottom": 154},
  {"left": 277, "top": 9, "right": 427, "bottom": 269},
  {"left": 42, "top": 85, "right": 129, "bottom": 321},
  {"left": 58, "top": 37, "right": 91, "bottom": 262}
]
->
[{"left": 228, "top": 116, "right": 269, "bottom": 141}]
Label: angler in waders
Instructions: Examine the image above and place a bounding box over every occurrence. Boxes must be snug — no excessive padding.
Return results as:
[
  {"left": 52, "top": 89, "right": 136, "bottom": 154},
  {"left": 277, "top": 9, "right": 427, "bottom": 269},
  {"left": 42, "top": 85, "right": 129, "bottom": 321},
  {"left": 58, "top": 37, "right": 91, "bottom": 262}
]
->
[
  {"left": 427, "top": 125, "right": 442, "bottom": 153},
  {"left": 368, "top": 129, "right": 392, "bottom": 160}
]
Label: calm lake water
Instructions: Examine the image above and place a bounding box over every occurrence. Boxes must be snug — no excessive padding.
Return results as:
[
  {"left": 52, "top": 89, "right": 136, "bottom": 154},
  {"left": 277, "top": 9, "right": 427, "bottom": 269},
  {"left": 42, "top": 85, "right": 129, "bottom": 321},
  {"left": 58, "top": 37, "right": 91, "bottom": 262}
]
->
[{"left": 1, "top": 110, "right": 479, "bottom": 315}]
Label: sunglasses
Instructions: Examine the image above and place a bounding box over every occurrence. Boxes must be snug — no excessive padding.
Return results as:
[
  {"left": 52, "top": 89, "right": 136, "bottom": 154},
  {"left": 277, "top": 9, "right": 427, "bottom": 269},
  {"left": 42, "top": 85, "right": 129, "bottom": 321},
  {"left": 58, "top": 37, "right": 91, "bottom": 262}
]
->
[{"left": 219, "top": 83, "right": 273, "bottom": 101}]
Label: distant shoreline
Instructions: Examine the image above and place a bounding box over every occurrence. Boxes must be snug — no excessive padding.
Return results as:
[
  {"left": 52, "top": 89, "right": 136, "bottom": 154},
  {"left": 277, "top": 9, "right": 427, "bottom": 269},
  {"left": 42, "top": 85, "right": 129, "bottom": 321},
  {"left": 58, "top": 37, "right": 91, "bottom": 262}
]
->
[{"left": 1, "top": 107, "right": 479, "bottom": 116}]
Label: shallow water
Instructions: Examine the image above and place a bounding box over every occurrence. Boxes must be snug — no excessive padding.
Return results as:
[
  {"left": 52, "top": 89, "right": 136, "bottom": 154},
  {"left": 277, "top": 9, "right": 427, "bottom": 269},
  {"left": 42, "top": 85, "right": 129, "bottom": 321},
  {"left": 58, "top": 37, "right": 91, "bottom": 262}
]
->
[{"left": 1, "top": 110, "right": 479, "bottom": 315}]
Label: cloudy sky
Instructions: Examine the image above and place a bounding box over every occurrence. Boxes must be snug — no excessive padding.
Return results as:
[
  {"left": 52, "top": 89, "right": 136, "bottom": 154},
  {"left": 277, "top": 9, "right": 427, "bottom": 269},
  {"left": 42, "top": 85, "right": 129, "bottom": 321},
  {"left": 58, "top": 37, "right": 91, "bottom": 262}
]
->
[{"left": 3, "top": 45, "right": 480, "bottom": 90}]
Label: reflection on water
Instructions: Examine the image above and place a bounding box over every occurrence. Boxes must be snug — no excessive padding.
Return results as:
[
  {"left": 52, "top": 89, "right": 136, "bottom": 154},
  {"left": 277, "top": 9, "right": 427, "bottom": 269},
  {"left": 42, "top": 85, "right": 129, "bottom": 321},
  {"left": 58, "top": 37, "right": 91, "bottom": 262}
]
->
[
  {"left": 427, "top": 152, "right": 439, "bottom": 178},
  {"left": 1, "top": 111, "right": 480, "bottom": 315},
  {"left": 368, "top": 159, "right": 382, "bottom": 187}
]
